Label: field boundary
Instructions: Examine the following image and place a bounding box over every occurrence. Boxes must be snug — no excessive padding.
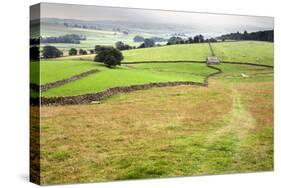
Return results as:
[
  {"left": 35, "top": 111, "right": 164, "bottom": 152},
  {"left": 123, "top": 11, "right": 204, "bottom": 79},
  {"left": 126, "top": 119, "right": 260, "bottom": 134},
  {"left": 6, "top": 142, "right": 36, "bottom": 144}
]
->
[
  {"left": 123, "top": 60, "right": 273, "bottom": 68},
  {"left": 31, "top": 59, "right": 274, "bottom": 106},
  {"left": 222, "top": 61, "right": 274, "bottom": 68},
  {"left": 31, "top": 69, "right": 100, "bottom": 92},
  {"left": 32, "top": 64, "right": 222, "bottom": 106},
  {"left": 39, "top": 81, "right": 207, "bottom": 106},
  {"left": 208, "top": 42, "right": 216, "bottom": 56},
  {"left": 122, "top": 60, "right": 205, "bottom": 64}
]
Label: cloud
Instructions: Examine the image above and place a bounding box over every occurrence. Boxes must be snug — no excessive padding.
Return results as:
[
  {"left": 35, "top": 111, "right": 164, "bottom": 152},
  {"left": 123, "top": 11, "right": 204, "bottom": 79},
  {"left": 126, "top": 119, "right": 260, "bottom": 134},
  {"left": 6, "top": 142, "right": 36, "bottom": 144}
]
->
[{"left": 39, "top": 2, "right": 274, "bottom": 33}]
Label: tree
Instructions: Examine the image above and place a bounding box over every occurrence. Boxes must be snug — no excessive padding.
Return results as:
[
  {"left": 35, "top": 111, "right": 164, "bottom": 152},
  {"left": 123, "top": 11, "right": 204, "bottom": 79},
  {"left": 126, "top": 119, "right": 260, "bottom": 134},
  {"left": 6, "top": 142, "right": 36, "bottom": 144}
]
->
[
  {"left": 199, "top": 35, "right": 204, "bottom": 42},
  {"left": 30, "top": 46, "right": 40, "bottom": 60},
  {"left": 133, "top": 35, "right": 145, "bottom": 42},
  {"left": 42, "top": 45, "right": 63, "bottom": 58},
  {"left": 208, "top": 38, "right": 217, "bottom": 42},
  {"left": 115, "top": 41, "right": 132, "bottom": 50},
  {"left": 69, "top": 48, "right": 77, "bottom": 56},
  {"left": 138, "top": 38, "right": 155, "bottom": 48},
  {"left": 79, "top": 49, "right": 87, "bottom": 55},
  {"left": 167, "top": 36, "right": 184, "bottom": 45},
  {"left": 193, "top": 35, "right": 204, "bottom": 43},
  {"left": 94, "top": 46, "right": 123, "bottom": 67},
  {"left": 115, "top": 41, "right": 125, "bottom": 50},
  {"left": 145, "top": 38, "right": 155, "bottom": 47}
]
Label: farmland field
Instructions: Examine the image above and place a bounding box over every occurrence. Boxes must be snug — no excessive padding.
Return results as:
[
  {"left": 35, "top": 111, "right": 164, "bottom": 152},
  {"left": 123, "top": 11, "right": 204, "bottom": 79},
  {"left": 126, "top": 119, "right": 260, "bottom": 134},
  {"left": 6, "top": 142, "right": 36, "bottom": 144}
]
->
[
  {"left": 30, "top": 60, "right": 96, "bottom": 84},
  {"left": 41, "top": 62, "right": 214, "bottom": 97},
  {"left": 212, "top": 41, "right": 274, "bottom": 66},
  {"left": 122, "top": 43, "right": 211, "bottom": 62},
  {"left": 31, "top": 41, "right": 274, "bottom": 185},
  {"left": 40, "top": 22, "right": 167, "bottom": 55}
]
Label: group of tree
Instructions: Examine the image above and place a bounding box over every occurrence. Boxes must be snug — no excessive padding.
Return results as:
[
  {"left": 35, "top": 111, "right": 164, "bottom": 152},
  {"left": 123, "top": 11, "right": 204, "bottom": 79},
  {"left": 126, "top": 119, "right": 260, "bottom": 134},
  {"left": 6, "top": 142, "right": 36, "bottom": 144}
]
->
[
  {"left": 217, "top": 30, "right": 273, "bottom": 42},
  {"left": 133, "top": 35, "right": 145, "bottom": 42},
  {"left": 68, "top": 48, "right": 94, "bottom": 56},
  {"left": 68, "top": 48, "right": 78, "bottom": 56},
  {"left": 115, "top": 41, "right": 162, "bottom": 51},
  {"left": 167, "top": 35, "right": 206, "bottom": 45},
  {"left": 205, "top": 38, "right": 218, "bottom": 42},
  {"left": 41, "top": 34, "right": 86, "bottom": 44},
  {"left": 42, "top": 46, "right": 63, "bottom": 58},
  {"left": 79, "top": 49, "right": 88, "bottom": 55},
  {"left": 115, "top": 41, "right": 134, "bottom": 51},
  {"left": 94, "top": 45, "right": 123, "bottom": 67},
  {"left": 133, "top": 35, "right": 166, "bottom": 43},
  {"left": 64, "top": 23, "right": 102, "bottom": 30},
  {"left": 138, "top": 38, "right": 155, "bottom": 48}
]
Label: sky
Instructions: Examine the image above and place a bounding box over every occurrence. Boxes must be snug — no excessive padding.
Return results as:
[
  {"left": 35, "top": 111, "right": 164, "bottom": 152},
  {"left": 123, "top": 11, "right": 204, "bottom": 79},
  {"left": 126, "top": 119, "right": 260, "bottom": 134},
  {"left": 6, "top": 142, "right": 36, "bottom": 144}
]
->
[{"left": 37, "top": 3, "right": 274, "bottom": 34}]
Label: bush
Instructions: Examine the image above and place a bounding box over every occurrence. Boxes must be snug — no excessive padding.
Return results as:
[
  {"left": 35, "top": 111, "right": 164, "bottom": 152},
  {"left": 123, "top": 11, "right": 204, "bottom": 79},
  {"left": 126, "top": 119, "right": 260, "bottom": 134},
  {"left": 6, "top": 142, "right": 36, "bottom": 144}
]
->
[
  {"left": 68, "top": 48, "right": 77, "bottom": 56},
  {"left": 42, "top": 46, "right": 63, "bottom": 58},
  {"left": 94, "top": 46, "right": 123, "bottom": 67}
]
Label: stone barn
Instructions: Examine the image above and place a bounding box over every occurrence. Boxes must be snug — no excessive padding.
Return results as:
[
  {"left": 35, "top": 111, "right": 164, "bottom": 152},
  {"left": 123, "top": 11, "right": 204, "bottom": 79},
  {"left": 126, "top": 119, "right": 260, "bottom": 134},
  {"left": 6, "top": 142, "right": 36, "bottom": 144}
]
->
[{"left": 207, "top": 56, "right": 220, "bottom": 64}]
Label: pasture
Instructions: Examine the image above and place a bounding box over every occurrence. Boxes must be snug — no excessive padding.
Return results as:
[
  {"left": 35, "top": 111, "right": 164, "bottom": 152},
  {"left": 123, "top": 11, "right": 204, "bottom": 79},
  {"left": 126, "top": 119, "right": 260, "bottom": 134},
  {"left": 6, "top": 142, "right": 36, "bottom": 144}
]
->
[
  {"left": 212, "top": 41, "right": 274, "bottom": 66},
  {"left": 122, "top": 43, "right": 211, "bottom": 62},
  {"left": 41, "top": 62, "right": 213, "bottom": 97},
  {"left": 32, "top": 41, "right": 274, "bottom": 184}
]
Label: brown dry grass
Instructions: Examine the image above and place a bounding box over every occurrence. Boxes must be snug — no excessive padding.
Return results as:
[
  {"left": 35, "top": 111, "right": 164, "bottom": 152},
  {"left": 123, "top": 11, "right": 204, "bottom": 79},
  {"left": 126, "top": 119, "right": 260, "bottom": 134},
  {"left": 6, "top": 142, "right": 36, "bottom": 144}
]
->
[{"left": 37, "top": 65, "right": 273, "bottom": 185}]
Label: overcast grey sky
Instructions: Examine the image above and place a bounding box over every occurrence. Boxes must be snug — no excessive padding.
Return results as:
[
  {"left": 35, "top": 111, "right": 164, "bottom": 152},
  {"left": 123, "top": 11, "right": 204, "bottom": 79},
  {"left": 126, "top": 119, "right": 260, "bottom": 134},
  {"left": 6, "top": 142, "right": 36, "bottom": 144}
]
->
[{"left": 38, "top": 3, "right": 273, "bottom": 33}]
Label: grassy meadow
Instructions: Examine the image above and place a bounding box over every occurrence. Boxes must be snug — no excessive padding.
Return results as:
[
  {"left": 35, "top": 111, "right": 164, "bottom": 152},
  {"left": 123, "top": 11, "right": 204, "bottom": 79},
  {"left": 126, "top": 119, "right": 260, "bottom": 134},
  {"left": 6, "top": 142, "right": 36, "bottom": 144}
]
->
[
  {"left": 122, "top": 43, "right": 211, "bottom": 62},
  {"left": 212, "top": 41, "right": 274, "bottom": 66},
  {"left": 41, "top": 62, "right": 213, "bottom": 97},
  {"left": 31, "top": 40, "right": 274, "bottom": 184}
]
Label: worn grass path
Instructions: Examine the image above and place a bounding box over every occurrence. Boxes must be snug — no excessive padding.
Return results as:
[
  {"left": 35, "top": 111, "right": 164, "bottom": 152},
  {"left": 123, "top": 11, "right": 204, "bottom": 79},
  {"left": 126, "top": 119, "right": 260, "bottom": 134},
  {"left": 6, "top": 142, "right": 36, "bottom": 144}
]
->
[
  {"left": 207, "top": 88, "right": 254, "bottom": 143},
  {"left": 197, "top": 87, "right": 256, "bottom": 173}
]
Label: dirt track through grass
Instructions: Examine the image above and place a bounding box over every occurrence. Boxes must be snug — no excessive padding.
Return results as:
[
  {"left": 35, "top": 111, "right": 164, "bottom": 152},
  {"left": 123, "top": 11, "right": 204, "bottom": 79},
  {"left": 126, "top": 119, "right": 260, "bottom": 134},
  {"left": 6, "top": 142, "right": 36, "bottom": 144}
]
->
[
  {"left": 197, "top": 87, "right": 256, "bottom": 173},
  {"left": 207, "top": 88, "right": 255, "bottom": 144}
]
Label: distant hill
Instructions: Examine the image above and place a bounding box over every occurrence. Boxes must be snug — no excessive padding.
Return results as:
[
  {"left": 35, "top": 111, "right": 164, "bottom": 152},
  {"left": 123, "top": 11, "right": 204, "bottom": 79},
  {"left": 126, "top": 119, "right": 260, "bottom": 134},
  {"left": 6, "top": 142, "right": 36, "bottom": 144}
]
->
[
  {"left": 40, "top": 17, "right": 273, "bottom": 39},
  {"left": 40, "top": 18, "right": 196, "bottom": 35}
]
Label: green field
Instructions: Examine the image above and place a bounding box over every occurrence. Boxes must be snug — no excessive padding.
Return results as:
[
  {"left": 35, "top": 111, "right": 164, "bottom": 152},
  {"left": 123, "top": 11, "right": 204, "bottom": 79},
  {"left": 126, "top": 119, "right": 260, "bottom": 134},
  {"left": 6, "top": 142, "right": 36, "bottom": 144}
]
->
[
  {"left": 42, "top": 62, "right": 213, "bottom": 97},
  {"left": 31, "top": 41, "right": 274, "bottom": 98},
  {"left": 30, "top": 41, "right": 274, "bottom": 184},
  {"left": 212, "top": 41, "right": 274, "bottom": 66},
  {"left": 30, "top": 60, "right": 96, "bottom": 84},
  {"left": 122, "top": 43, "right": 211, "bottom": 62}
]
